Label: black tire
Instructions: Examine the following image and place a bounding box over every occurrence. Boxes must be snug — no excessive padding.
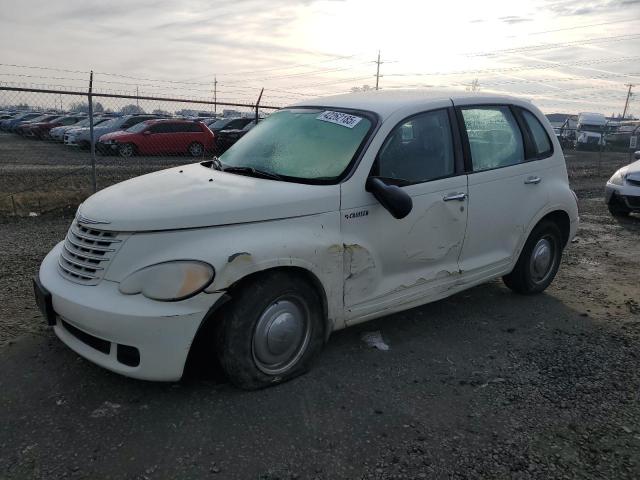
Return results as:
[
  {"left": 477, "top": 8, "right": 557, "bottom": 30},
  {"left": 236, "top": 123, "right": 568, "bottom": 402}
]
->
[
  {"left": 188, "top": 142, "right": 204, "bottom": 157},
  {"left": 503, "top": 220, "right": 563, "bottom": 295},
  {"left": 607, "top": 195, "right": 630, "bottom": 217},
  {"left": 215, "top": 271, "right": 325, "bottom": 390},
  {"left": 118, "top": 143, "right": 135, "bottom": 158}
]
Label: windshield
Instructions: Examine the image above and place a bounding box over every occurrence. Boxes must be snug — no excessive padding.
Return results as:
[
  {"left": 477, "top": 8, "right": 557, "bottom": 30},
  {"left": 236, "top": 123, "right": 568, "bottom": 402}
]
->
[
  {"left": 96, "top": 118, "right": 120, "bottom": 129},
  {"left": 219, "top": 108, "right": 373, "bottom": 181},
  {"left": 210, "top": 119, "right": 233, "bottom": 129},
  {"left": 126, "top": 121, "right": 150, "bottom": 133},
  {"left": 580, "top": 124, "right": 604, "bottom": 133}
]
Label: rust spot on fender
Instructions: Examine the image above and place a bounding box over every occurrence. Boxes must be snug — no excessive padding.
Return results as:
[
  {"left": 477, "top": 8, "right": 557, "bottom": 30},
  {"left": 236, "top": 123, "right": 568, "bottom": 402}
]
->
[{"left": 227, "top": 252, "right": 252, "bottom": 263}]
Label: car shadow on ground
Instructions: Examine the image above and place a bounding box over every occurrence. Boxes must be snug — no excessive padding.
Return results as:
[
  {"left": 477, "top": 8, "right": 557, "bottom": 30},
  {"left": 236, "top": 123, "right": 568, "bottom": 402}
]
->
[{"left": 3, "top": 279, "right": 638, "bottom": 479}]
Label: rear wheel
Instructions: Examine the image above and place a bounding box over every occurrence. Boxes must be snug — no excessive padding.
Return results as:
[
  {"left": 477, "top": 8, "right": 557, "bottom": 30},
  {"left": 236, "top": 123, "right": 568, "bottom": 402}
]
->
[
  {"left": 188, "top": 142, "right": 204, "bottom": 157},
  {"left": 503, "top": 220, "right": 563, "bottom": 294},
  {"left": 118, "top": 143, "right": 135, "bottom": 158},
  {"left": 215, "top": 271, "right": 325, "bottom": 390}
]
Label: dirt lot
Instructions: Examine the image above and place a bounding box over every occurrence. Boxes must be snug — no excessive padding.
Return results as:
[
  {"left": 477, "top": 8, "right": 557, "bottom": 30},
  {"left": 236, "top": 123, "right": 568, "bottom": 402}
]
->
[{"left": 0, "top": 135, "right": 639, "bottom": 479}]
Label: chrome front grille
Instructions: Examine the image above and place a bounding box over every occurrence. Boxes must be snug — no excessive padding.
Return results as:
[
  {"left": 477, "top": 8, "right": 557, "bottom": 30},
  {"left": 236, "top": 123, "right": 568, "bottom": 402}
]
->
[{"left": 58, "top": 222, "right": 122, "bottom": 285}]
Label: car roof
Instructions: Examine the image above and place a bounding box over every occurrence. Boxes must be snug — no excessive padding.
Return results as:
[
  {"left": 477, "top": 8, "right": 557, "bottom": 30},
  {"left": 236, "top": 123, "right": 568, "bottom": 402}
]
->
[
  {"left": 143, "top": 118, "right": 199, "bottom": 124},
  {"left": 290, "top": 89, "right": 529, "bottom": 119}
]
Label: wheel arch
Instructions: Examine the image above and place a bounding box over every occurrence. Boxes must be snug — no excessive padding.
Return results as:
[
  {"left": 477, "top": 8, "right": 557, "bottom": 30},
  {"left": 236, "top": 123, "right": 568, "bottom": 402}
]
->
[
  {"left": 183, "top": 265, "right": 332, "bottom": 379},
  {"left": 539, "top": 209, "right": 571, "bottom": 247}
]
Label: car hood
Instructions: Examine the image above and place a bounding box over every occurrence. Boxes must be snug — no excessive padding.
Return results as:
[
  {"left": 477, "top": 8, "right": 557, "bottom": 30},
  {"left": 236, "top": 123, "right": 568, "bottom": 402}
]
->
[
  {"left": 77, "top": 163, "right": 340, "bottom": 231},
  {"left": 624, "top": 159, "right": 640, "bottom": 177},
  {"left": 99, "top": 130, "right": 131, "bottom": 141}
]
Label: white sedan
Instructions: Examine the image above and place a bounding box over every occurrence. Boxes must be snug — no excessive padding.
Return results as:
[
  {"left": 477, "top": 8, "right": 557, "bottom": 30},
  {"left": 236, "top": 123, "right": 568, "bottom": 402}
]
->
[{"left": 606, "top": 152, "right": 640, "bottom": 216}]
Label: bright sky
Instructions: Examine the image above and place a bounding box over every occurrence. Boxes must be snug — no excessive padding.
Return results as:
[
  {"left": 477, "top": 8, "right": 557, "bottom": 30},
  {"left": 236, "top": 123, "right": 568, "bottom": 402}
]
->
[{"left": 0, "top": 0, "right": 639, "bottom": 115}]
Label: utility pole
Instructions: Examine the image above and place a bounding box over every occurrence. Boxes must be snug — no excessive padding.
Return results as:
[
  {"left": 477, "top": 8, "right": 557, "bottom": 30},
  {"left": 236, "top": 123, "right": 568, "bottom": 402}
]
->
[
  {"left": 88, "top": 71, "right": 97, "bottom": 193},
  {"left": 213, "top": 76, "right": 218, "bottom": 115},
  {"left": 375, "top": 50, "right": 382, "bottom": 91},
  {"left": 136, "top": 85, "right": 139, "bottom": 110},
  {"left": 622, "top": 84, "right": 634, "bottom": 120}
]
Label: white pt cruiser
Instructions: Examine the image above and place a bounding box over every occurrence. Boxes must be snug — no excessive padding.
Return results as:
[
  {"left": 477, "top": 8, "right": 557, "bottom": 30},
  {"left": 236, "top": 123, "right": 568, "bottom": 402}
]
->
[{"left": 35, "top": 91, "right": 579, "bottom": 389}]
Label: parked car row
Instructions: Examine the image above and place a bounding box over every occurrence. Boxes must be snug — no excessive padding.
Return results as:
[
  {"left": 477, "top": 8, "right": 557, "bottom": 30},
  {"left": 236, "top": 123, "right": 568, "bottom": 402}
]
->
[{"left": 1, "top": 109, "right": 259, "bottom": 157}]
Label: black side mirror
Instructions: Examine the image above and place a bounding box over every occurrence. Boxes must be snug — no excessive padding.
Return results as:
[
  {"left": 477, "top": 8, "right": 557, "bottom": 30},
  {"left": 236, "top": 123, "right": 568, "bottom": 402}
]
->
[
  {"left": 366, "top": 177, "right": 413, "bottom": 219},
  {"left": 634, "top": 151, "right": 640, "bottom": 161}
]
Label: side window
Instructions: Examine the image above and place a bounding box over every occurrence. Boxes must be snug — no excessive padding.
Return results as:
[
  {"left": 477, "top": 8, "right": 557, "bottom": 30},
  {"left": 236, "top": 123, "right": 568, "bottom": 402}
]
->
[
  {"left": 123, "top": 118, "right": 144, "bottom": 129},
  {"left": 376, "top": 109, "right": 455, "bottom": 184},
  {"left": 461, "top": 106, "right": 524, "bottom": 171},
  {"left": 521, "top": 109, "right": 552, "bottom": 157},
  {"left": 150, "top": 123, "right": 171, "bottom": 134}
]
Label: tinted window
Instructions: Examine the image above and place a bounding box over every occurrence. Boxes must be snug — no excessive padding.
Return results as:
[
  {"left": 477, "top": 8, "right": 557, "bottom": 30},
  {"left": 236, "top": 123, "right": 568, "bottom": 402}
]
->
[
  {"left": 122, "top": 117, "right": 148, "bottom": 129},
  {"left": 149, "top": 123, "right": 173, "bottom": 133},
  {"left": 522, "top": 110, "right": 552, "bottom": 156},
  {"left": 173, "top": 123, "right": 201, "bottom": 133},
  {"left": 127, "top": 121, "right": 150, "bottom": 133},
  {"left": 462, "top": 107, "right": 524, "bottom": 171},
  {"left": 226, "top": 119, "right": 247, "bottom": 129},
  {"left": 376, "top": 109, "right": 455, "bottom": 184}
]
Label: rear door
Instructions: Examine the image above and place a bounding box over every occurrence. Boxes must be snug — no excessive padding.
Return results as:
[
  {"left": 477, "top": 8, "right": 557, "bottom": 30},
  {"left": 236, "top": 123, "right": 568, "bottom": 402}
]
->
[{"left": 454, "top": 102, "right": 551, "bottom": 279}]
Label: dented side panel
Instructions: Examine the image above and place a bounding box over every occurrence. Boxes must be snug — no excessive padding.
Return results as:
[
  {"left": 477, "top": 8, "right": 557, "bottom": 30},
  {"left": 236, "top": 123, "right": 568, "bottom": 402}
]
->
[{"left": 340, "top": 175, "right": 469, "bottom": 323}]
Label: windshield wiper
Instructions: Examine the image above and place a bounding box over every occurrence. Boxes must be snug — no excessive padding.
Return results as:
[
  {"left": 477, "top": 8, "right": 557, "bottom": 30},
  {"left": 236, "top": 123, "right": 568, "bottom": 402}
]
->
[
  {"left": 222, "top": 166, "right": 282, "bottom": 181},
  {"left": 211, "top": 156, "right": 223, "bottom": 171}
]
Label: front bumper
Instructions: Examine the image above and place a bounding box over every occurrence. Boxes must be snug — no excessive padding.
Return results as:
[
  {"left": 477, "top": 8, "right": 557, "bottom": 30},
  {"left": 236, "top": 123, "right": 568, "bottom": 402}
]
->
[
  {"left": 605, "top": 183, "right": 640, "bottom": 211},
  {"left": 38, "top": 242, "right": 223, "bottom": 381}
]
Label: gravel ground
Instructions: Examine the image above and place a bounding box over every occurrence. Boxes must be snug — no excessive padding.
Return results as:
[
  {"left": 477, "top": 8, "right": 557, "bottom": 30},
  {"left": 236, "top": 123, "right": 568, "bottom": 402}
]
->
[{"left": 0, "top": 144, "right": 639, "bottom": 479}]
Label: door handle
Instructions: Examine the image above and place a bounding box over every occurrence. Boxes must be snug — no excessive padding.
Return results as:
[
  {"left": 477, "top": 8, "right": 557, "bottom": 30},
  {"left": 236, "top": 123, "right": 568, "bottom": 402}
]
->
[
  {"left": 524, "top": 176, "right": 542, "bottom": 185},
  {"left": 443, "top": 192, "right": 467, "bottom": 202}
]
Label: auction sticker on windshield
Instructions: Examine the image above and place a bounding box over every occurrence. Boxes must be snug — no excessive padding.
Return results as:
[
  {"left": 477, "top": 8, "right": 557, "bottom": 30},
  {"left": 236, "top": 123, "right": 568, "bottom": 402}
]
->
[{"left": 316, "top": 111, "right": 363, "bottom": 129}]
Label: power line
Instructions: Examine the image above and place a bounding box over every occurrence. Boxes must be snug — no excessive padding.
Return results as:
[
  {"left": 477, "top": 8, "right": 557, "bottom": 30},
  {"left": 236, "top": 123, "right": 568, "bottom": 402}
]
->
[
  {"left": 182, "top": 53, "right": 366, "bottom": 80},
  {"left": 466, "top": 33, "right": 640, "bottom": 58},
  {"left": 513, "top": 18, "right": 638, "bottom": 37}
]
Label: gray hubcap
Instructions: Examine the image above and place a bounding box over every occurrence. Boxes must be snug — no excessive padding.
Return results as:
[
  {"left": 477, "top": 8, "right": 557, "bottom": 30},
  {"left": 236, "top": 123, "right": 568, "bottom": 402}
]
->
[
  {"left": 530, "top": 236, "right": 555, "bottom": 284},
  {"left": 252, "top": 298, "right": 310, "bottom": 375},
  {"left": 190, "top": 143, "right": 203, "bottom": 156},
  {"left": 119, "top": 144, "right": 133, "bottom": 157}
]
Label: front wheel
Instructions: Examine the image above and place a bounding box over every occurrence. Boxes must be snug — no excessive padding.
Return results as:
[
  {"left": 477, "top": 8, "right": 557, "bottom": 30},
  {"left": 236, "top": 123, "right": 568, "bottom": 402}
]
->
[
  {"left": 503, "top": 220, "right": 563, "bottom": 294},
  {"left": 215, "top": 271, "right": 325, "bottom": 390},
  {"left": 608, "top": 195, "right": 630, "bottom": 217},
  {"left": 118, "top": 143, "right": 135, "bottom": 158}
]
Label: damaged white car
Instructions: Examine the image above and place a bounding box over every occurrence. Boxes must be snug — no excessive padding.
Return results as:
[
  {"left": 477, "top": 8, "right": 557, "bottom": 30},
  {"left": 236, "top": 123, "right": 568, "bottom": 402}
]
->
[{"left": 34, "top": 91, "right": 579, "bottom": 389}]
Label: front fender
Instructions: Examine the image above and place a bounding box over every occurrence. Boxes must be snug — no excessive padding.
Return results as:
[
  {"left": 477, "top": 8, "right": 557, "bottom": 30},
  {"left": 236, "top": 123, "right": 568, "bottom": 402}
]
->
[{"left": 104, "top": 212, "right": 345, "bottom": 328}]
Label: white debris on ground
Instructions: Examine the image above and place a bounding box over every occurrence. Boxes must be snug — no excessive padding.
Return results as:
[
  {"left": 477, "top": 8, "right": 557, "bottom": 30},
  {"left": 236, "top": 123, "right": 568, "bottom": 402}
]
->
[
  {"left": 361, "top": 331, "right": 389, "bottom": 351},
  {"left": 90, "top": 401, "right": 121, "bottom": 418}
]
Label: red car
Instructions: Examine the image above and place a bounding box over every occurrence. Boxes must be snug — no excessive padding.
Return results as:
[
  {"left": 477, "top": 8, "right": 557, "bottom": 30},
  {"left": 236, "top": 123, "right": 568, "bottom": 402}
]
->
[
  {"left": 98, "top": 119, "right": 214, "bottom": 157},
  {"left": 23, "top": 115, "right": 84, "bottom": 139}
]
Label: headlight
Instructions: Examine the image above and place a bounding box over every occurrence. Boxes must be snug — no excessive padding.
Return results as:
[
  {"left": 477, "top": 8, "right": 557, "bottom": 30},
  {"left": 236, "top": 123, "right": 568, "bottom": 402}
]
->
[
  {"left": 609, "top": 168, "right": 626, "bottom": 186},
  {"left": 118, "top": 261, "right": 215, "bottom": 301}
]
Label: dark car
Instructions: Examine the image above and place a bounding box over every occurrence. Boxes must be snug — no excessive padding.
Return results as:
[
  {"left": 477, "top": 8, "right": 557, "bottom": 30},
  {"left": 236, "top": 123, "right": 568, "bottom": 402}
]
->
[
  {"left": 14, "top": 115, "right": 62, "bottom": 135},
  {"left": 207, "top": 117, "right": 253, "bottom": 133},
  {"left": 214, "top": 120, "right": 257, "bottom": 154},
  {"left": 98, "top": 119, "right": 215, "bottom": 157},
  {"left": 22, "top": 115, "right": 86, "bottom": 139},
  {"left": 1, "top": 112, "right": 43, "bottom": 131}
]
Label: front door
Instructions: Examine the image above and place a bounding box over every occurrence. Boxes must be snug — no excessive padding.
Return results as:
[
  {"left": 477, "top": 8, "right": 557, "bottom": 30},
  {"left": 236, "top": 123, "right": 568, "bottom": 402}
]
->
[{"left": 340, "top": 107, "right": 468, "bottom": 324}]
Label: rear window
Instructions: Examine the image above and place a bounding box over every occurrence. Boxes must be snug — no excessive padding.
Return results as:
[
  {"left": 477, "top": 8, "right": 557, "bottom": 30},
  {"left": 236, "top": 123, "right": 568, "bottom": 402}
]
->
[
  {"left": 461, "top": 106, "right": 524, "bottom": 172},
  {"left": 521, "top": 110, "right": 552, "bottom": 157}
]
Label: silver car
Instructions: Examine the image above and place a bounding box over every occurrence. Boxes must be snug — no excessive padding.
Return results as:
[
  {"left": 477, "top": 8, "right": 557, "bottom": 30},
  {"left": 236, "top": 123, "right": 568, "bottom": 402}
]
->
[{"left": 64, "top": 115, "right": 162, "bottom": 148}]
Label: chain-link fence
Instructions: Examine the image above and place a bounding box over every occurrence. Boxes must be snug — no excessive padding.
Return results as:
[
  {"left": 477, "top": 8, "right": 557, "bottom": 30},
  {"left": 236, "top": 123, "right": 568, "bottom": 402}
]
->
[
  {"left": 1, "top": 83, "right": 638, "bottom": 218},
  {"left": 0, "top": 84, "right": 279, "bottom": 216}
]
